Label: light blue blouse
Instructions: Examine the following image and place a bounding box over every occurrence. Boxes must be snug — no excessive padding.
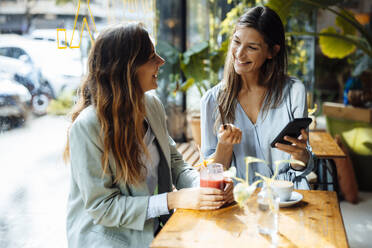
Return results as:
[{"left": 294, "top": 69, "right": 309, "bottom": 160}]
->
[{"left": 201, "top": 78, "right": 314, "bottom": 189}]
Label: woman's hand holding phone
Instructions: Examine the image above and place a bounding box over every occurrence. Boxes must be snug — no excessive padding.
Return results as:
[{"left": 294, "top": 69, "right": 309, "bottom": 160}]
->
[{"left": 274, "top": 129, "right": 309, "bottom": 170}]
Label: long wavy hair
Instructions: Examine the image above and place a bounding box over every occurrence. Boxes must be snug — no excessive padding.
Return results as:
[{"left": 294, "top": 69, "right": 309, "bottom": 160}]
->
[
  {"left": 64, "top": 23, "right": 153, "bottom": 185},
  {"left": 216, "top": 6, "right": 288, "bottom": 129}
]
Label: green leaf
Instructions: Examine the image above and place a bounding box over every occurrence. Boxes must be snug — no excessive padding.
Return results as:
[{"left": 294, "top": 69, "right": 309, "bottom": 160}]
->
[
  {"left": 319, "top": 27, "right": 356, "bottom": 58},
  {"left": 266, "top": 0, "right": 294, "bottom": 25},
  {"left": 180, "top": 78, "right": 195, "bottom": 92},
  {"left": 156, "top": 40, "right": 180, "bottom": 65},
  {"left": 335, "top": 9, "right": 357, "bottom": 35},
  {"left": 220, "top": 3, "right": 246, "bottom": 37},
  {"left": 307, "top": 0, "right": 344, "bottom": 7},
  {"left": 183, "top": 42, "right": 209, "bottom": 59},
  {"left": 210, "top": 40, "right": 229, "bottom": 73},
  {"left": 180, "top": 42, "right": 209, "bottom": 91}
]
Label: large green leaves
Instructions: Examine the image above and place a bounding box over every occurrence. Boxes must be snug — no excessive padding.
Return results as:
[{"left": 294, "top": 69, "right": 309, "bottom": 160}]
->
[
  {"left": 319, "top": 27, "right": 356, "bottom": 59},
  {"left": 210, "top": 39, "right": 229, "bottom": 72},
  {"left": 156, "top": 40, "right": 180, "bottom": 66},
  {"left": 179, "top": 39, "right": 229, "bottom": 96},
  {"left": 335, "top": 9, "right": 357, "bottom": 35},
  {"left": 319, "top": 9, "right": 357, "bottom": 59},
  {"left": 266, "top": 0, "right": 345, "bottom": 25},
  {"left": 268, "top": 0, "right": 371, "bottom": 60},
  {"left": 304, "top": 0, "right": 344, "bottom": 7},
  {"left": 180, "top": 42, "right": 209, "bottom": 94},
  {"left": 266, "top": 0, "right": 294, "bottom": 25}
]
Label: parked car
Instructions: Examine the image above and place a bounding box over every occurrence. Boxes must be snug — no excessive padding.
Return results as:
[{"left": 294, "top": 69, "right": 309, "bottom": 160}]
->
[
  {"left": 0, "top": 55, "right": 52, "bottom": 115},
  {"left": 30, "top": 29, "right": 73, "bottom": 48},
  {"left": 29, "top": 29, "right": 90, "bottom": 75},
  {"left": 30, "top": 28, "right": 98, "bottom": 52},
  {"left": 0, "top": 73, "right": 31, "bottom": 131},
  {"left": 0, "top": 34, "right": 83, "bottom": 98}
]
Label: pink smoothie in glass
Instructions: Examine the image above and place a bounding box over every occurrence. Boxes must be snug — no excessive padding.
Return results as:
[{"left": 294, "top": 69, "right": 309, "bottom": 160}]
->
[{"left": 200, "top": 177, "right": 225, "bottom": 190}]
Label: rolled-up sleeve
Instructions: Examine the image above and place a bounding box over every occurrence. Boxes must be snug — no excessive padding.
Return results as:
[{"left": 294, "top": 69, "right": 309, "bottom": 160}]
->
[
  {"left": 146, "top": 193, "right": 169, "bottom": 219},
  {"left": 288, "top": 80, "right": 315, "bottom": 185}
]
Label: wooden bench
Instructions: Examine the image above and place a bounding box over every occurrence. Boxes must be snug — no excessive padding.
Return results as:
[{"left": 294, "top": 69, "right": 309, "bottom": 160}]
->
[{"left": 176, "top": 142, "right": 200, "bottom": 167}]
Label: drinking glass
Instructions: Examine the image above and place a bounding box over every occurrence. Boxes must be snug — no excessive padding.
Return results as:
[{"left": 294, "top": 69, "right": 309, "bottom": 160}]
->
[
  {"left": 200, "top": 163, "right": 225, "bottom": 190},
  {"left": 257, "top": 182, "right": 280, "bottom": 239}
]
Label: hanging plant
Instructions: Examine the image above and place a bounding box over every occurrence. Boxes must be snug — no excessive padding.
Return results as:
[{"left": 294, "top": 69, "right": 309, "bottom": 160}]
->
[{"left": 266, "top": 0, "right": 372, "bottom": 59}]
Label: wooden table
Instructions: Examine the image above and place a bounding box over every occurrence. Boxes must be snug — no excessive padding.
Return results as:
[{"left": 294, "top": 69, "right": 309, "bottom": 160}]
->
[
  {"left": 151, "top": 190, "right": 348, "bottom": 248},
  {"left": 309, "top": 131, "right": 346, "bottom": 159},
  {"left": 309, "top": 131, "right": 346, "bottom": 192}
]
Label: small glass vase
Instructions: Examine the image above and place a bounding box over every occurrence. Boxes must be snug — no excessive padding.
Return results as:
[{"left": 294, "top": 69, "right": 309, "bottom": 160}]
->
[{"left": 257, "top": 182, "right": 280, "bottom": 238}]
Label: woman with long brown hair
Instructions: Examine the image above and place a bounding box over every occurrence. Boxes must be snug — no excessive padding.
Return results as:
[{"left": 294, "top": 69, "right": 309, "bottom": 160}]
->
[
  {"left": 201, "top": 6, "right": 314, "bottom": 190},
  {"left": 65, "top": 23, "right": 233, "bottom": 248}
]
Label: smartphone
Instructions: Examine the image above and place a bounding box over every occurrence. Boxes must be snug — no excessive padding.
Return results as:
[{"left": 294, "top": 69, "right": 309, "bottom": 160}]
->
[{"left": 270, "top": 118, "right": 312, "bottom": 148}]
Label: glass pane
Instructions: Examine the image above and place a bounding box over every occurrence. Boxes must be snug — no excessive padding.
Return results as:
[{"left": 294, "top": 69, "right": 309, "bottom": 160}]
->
[
  {"left": 187, "top": 0, "right": 209, "bottom": 47},
  {"left": 155, "top": 0, "right": 185, "bottom": 141}
]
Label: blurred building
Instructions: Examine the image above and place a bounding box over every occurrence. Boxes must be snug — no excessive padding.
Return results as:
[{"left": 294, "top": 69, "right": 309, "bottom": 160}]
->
[{"left": 0, "top": 0, "right": 107, "bottom": 34}]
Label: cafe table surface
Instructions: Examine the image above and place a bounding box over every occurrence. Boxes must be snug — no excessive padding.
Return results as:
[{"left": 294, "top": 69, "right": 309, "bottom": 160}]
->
[
  {"left": 309, "top": 131, "right": 346, "bottom": 159},
  {"left": 150, "top": 190, "right": 348, "bottom": 248}
]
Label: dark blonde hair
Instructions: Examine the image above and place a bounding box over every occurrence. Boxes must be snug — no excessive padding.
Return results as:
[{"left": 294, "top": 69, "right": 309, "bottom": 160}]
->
[
  {"left": 64, "top": 23, "right": 153, "bottom": 185},
  {"left": 216, "top": 6, "right": 288, "bottom": 128}
]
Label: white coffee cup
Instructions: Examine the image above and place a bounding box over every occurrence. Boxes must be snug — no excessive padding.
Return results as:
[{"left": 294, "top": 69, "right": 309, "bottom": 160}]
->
[{"left": 271, "top": 180, "right": 294, "bottom": 202}]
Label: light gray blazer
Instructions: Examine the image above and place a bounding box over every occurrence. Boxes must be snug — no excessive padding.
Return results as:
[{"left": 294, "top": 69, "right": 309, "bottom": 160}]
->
[{"left": 66, "top": 93, "right": 198, "bottom": 248}]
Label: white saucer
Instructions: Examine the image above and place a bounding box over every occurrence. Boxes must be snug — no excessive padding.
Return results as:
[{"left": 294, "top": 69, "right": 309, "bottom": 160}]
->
[{"left": 279, "top": 192, "right": 303, "bottom": 208}]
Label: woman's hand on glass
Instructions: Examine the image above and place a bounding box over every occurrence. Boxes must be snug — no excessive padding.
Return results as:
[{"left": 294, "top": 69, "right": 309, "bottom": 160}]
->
[
  {"left": 167, "top": 188, "right": 225, "bottom": 210},
  {"left": 223, "top": 177, "right": 235, "bottom": 204},
  {"left": 217, "top": 124, "right": 242, "bottom": 146},
  {"left": 274, "top": 129, "right": 309, "bottom": 170}
]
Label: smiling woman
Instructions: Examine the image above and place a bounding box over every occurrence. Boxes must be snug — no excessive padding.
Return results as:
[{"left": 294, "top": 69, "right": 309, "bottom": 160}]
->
[
  {"left": 231, "top": 27, "right": 277, "bottom": 77},
  {"left": 136, "top": 47, "right": 165, "bottom": 92},
  {"left": 201, "top": 6, "right": 315, "bottom": 190},
  {"left": 63, "top": 23, "right": 233, "bottom": 248}
]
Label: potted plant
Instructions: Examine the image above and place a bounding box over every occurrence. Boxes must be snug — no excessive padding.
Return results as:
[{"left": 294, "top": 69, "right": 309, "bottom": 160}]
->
[{"left": 266, "top": 0, "right": 372, "bottom": 98}]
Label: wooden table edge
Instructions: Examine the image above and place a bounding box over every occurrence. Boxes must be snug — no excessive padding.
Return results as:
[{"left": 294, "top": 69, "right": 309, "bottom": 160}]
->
[{"left": 151, "top": 189, "right": 349, "bottom": 248}]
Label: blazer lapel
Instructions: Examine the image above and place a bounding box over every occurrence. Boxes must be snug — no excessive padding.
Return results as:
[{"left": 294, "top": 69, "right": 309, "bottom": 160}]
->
[
  {"left": 144, "top": 98, "right": 170, "bottom": 166},
  {"left": 144, "top": 97, "right": 172, "bottom": 189}
]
